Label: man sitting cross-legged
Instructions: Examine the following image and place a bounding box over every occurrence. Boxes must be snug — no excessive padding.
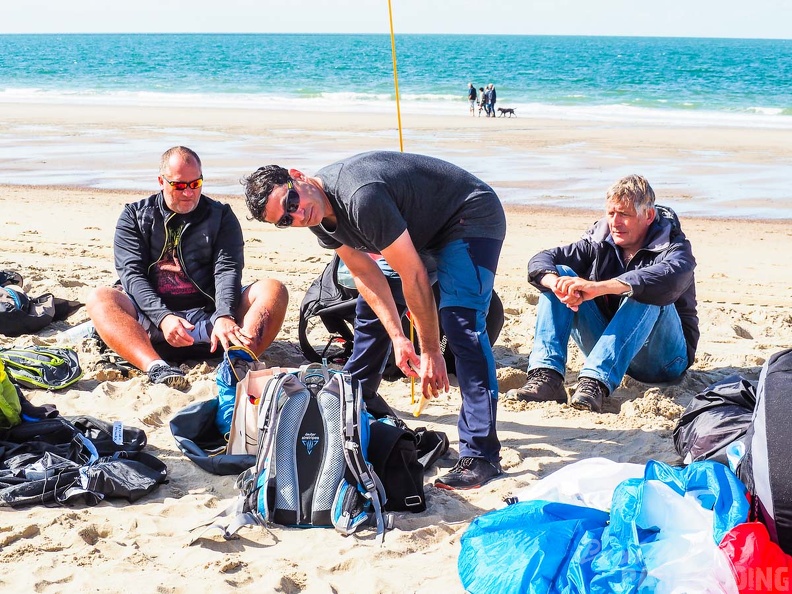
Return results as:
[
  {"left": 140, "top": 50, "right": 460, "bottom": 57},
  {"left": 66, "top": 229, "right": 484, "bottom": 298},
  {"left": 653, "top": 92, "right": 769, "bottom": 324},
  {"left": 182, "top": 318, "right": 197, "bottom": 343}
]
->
[{"left": 87, "top": 146, "right": 288, "bottom": 390}]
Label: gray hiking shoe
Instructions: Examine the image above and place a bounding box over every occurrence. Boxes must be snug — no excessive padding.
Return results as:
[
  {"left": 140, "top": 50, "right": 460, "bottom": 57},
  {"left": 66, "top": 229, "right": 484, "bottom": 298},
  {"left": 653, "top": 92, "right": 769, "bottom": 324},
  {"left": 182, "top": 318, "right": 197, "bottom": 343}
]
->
[
  {"left": 506, "top": 368, "right": 567, "bottom": 404},
  {"left": 148, "top": 363, "right": 189, "bottom": 391},
  {"left": 570, "top": 377, "right": 609, "bottom": 413}
]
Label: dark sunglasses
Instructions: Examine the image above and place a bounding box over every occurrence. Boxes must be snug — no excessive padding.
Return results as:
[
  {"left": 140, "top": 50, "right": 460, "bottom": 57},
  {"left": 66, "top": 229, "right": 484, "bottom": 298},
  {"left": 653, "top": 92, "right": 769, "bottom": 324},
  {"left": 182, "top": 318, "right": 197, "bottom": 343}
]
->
[
  {"left": 162, "top": 176, "right": 203, "bottom": 191},
  {"left": 275, "top": 180, "right": 300, "bottom": 228}
]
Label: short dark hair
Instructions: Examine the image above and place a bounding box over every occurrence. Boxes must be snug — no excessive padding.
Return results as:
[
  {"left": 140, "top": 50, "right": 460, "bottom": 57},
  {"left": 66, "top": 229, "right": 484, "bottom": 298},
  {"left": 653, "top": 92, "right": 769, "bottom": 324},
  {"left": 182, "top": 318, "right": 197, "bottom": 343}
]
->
[
  {"left": 242, "top": 165, "right": 290, "bottom": 222},
  {"left": 160, "top": 146, "right": 201, "bottom": 174}
]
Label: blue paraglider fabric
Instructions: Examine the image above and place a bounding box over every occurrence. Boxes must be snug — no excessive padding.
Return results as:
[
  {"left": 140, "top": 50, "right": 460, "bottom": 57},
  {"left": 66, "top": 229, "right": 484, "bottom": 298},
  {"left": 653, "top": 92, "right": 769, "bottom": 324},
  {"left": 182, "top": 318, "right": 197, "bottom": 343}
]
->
[{"left": 458, "top": 460, "right": 749, "bottom": 593}]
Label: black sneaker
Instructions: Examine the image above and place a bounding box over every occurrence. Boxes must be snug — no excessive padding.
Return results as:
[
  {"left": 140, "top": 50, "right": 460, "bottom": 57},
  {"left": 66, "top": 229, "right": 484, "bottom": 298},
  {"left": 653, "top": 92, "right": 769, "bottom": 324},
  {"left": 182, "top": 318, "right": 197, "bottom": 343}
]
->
[
  {"left": 148, "top": 363, "right": 189, "bottom": 391},
  {"left": 570, "top": 377, "right": 608, "bottom": 413},
  {"left": 505, "top": 368, "right": 567, "bottom": 404},
  {"left": 434, "top": 457, "right": 502, "bottom": 491}
]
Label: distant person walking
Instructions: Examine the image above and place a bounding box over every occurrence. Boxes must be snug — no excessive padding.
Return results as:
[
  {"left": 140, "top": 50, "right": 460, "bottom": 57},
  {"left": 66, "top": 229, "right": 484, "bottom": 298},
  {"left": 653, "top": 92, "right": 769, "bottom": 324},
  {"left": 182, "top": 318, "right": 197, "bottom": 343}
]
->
[
  {"left": 478, "top": 87, "right": 487, "bottom": 117},
  {"left": 488, "top": 84, "right": 497, "bottom": 117},
  {"left": 483, "top": 85, "right": 494, "bottom": 117},
  {"left": 467, "top": 83, "right": 477, "bottom": 116}
]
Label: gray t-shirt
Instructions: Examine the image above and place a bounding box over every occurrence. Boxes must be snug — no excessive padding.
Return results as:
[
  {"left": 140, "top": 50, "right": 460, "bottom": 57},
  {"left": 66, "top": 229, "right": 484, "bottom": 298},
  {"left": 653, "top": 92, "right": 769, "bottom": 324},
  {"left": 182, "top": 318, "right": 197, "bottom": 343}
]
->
[{"left": 311, "top": 151, "right": 506, "bottom": 254}]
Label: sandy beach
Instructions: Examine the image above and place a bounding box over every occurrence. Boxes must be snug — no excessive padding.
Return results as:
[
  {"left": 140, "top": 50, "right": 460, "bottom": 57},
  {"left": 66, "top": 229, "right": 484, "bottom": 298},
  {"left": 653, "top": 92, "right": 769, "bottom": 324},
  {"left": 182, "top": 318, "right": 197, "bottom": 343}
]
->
[{"left": 1, "top": 102, "right": 791, "bottom": 593}]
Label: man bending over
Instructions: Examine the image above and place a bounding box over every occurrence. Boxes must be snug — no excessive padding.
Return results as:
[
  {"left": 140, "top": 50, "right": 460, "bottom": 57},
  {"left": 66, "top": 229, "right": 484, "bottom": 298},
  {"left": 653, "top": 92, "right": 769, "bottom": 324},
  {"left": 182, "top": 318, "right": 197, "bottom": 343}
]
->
[{"left": 242, "top": 151, "right": 505, "bottom": 490}]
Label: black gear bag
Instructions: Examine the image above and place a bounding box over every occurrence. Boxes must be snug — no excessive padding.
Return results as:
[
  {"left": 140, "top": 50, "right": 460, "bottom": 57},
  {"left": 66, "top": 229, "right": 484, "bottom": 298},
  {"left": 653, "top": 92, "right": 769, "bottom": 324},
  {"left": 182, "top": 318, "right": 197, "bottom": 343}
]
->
[
  {"left": 674, "top": 349, "right": 792, "bottom": 555},
  {"left": 736, "top": 349, "right": 792, "bottom": 555},
  {"left": 298, "top": 254, "right": 504, "bottom": 375}
]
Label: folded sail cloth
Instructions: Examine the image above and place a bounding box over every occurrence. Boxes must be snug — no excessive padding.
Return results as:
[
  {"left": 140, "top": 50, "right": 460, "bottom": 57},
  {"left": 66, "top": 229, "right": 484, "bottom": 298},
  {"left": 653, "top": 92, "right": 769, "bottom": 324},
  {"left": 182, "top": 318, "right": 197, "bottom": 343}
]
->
[{"left": 459, "top": 459, "right": 752, "bottom": 594}]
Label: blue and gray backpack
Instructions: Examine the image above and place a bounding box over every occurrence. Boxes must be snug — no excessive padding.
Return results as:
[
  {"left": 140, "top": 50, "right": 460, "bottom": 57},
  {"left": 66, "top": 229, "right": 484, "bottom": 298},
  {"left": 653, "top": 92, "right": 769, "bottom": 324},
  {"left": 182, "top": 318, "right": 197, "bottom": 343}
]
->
[{"left": 203, "top": 366, "right": 391, "bottom": 541}]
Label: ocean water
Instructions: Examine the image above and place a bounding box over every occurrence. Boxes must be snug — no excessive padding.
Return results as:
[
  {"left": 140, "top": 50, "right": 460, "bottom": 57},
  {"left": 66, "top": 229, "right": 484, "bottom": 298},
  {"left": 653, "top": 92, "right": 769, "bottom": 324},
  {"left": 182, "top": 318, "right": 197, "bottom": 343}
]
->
[
  {"left": 1, "top": 33, "right": 791, "bottom": 120},
  {"left": 1, "top": 34, "right": 791, "bottom": 216}
]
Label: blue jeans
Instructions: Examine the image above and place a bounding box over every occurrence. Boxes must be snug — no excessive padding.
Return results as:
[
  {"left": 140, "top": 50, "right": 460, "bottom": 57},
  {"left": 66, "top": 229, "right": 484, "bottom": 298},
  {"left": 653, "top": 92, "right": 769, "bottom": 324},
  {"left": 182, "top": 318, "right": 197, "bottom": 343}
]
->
[
  {"left": 344, "top": 238, "right": 503, "bottom": 464},
  {"left": 528, "top": 266, "right": 689, "bottom": 393}
]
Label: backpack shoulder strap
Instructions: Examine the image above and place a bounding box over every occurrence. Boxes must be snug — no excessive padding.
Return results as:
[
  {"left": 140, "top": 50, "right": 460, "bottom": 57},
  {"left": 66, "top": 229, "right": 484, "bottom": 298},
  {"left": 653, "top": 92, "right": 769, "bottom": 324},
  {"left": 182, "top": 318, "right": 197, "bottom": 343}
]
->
[
  {"left": 335, "top": 373, "right": 388, "bottom": 541},
  {"left": 254, "top": 372, "right": 305, "bottom": 476}
]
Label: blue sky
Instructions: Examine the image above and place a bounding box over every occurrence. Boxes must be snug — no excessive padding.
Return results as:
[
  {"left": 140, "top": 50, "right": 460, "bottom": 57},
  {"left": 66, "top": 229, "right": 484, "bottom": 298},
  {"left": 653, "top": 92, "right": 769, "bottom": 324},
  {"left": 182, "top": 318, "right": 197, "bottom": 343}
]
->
[{"left": 1, "top": 0, "right": 790, "bottom": 38}]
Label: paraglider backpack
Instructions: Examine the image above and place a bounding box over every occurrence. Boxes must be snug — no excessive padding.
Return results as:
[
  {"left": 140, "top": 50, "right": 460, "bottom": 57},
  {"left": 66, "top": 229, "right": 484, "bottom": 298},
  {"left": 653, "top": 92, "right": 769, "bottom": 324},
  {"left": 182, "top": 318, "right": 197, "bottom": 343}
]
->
[
  {"left": 0, "top": 345, "right": 83, "bottom": 390},
  {"left": 673, "top": 349, "right": 792, "bottom": 556},
  {"left": 203, "top": 367, "right": 392, "bottom": 541},
  {"left": 736, "top": 348, "right": 792, "bottom": 555},
  {"left": 0, "top": 415, "right": 166, "bottom": 507}
]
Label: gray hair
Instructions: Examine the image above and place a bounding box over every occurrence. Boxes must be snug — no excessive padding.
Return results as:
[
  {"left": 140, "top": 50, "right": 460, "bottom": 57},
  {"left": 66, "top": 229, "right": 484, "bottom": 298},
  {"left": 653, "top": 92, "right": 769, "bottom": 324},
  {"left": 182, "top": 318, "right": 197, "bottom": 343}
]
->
[{"left": 606, "top": 174, "right": 655, "bottom": 215}]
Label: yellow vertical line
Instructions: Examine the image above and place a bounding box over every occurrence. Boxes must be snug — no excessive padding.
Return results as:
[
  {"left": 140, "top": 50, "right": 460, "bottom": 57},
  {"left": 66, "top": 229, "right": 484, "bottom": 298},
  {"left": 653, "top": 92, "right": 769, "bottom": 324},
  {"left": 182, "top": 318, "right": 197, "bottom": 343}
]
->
[
  {"left": 387, "top": 0, "right": 413, "bottom": 403},
  {"left": 387, "top": 0, "right": 404, "bottom": 152}
]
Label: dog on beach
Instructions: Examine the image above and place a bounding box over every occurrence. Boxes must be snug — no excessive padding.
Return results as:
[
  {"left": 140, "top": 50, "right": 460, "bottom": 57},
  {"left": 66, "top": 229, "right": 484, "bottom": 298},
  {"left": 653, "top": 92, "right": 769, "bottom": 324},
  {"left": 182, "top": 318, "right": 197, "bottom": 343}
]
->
[{"left": 497, "top": 107, "right": 516, "bottom": 118}]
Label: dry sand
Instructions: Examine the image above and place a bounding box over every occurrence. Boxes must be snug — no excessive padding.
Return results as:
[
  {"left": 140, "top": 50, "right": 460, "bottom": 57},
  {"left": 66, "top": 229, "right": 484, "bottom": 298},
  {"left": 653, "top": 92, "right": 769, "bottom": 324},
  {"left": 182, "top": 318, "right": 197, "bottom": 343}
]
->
[{"left": 1, "top": 103, "right": 791, "bottom": 593}]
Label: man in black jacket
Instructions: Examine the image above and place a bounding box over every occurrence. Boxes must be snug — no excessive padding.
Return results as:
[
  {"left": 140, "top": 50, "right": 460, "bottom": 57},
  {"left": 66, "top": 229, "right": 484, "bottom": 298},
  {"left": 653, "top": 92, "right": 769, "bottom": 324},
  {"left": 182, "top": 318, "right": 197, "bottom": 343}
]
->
[
  {"left": 508, "top": 175, "right": 698, "bottom": 413},
  {"left": 87, "top": 146, "right": 288, "bottom": 389}
]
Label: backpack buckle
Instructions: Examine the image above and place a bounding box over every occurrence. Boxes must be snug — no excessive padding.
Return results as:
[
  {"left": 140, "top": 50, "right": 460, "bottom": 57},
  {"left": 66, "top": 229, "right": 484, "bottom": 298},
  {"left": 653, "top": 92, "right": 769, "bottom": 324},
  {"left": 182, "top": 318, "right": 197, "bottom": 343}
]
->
[{"left": 403, "top": 495, "right": 424, "bottom": 508}]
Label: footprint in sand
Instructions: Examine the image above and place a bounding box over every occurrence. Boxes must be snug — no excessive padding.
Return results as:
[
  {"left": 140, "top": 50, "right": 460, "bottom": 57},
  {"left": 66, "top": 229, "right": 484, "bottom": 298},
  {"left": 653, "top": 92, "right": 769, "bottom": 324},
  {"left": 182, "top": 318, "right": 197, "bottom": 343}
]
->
[
  {"left": 218, "top": 559, "right": 246, "bottom": 574},
  {"left": 93, "top": 369, "right": 130, "bottom": 383},
  {"left": 77, "top": 524, "right": 112, "bottom": 546},
  {"left": 0, "top": 524, "right": 41, "bottom": 548},
  {"left": 140, "top": 406, "right": 172, "bottom": 428},
  {"left": 498, "top": 446, "right": 522, "bottom": 469},
  {"left": 34, "top": 575, "right": 73, "bottom": 593},
  {"left": 97, "top": 381, "right": 126, "bottom": 400},
  {"left": 732, "top": 324, "right": 753, "bottom": 339},
  {"left": 278, "top": 573, "right": 308, "bottom": 593}
]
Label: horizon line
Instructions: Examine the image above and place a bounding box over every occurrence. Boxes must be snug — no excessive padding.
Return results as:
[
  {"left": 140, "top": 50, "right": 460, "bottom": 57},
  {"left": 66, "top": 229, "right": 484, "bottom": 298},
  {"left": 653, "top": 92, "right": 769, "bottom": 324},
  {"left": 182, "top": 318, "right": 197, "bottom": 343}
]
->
[{"left": 0, "top": 31, "right": 790, "bottom": 41}]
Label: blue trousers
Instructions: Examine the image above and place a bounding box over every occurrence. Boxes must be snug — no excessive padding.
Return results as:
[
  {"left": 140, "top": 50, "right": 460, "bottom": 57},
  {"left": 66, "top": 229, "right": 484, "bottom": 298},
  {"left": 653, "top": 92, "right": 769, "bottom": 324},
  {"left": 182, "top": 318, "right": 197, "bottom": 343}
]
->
[
  {"left": 528, "top": 265, "right": 689, "bottom": 393},
  {"left": 344, "top": 238, "right": 502, "bottom": 463}
]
